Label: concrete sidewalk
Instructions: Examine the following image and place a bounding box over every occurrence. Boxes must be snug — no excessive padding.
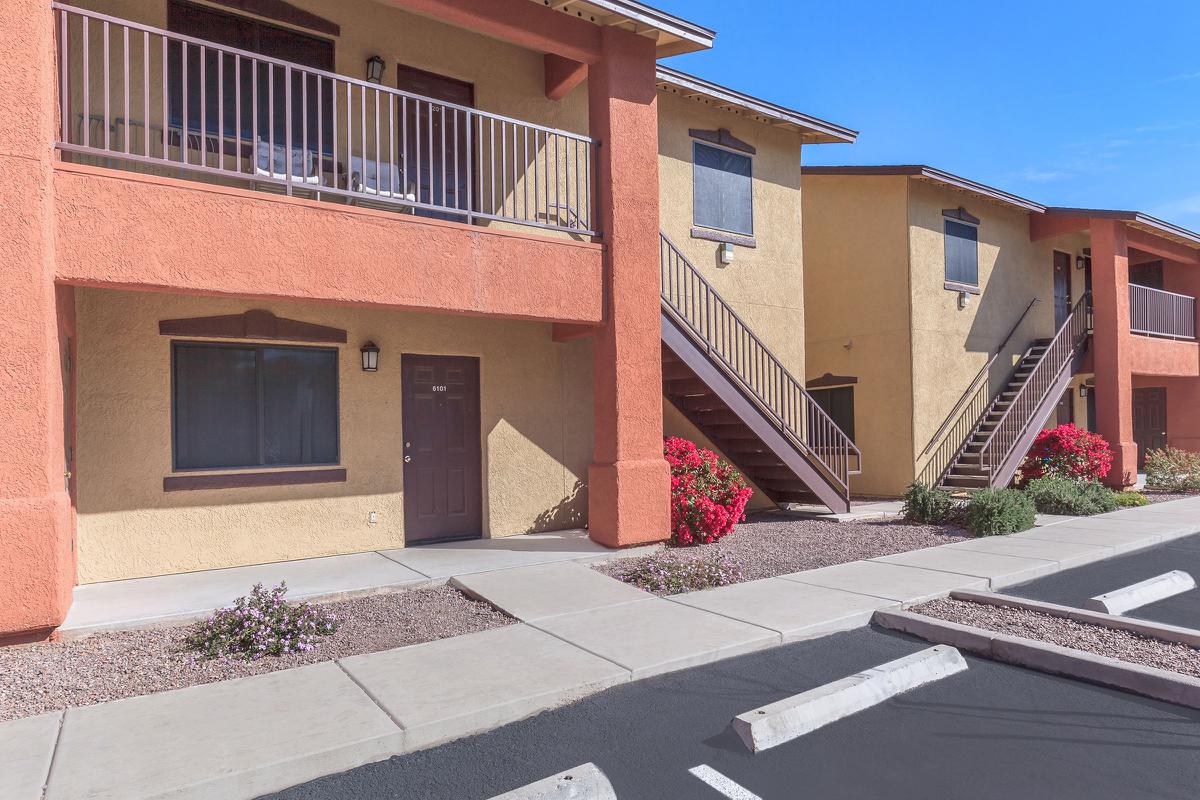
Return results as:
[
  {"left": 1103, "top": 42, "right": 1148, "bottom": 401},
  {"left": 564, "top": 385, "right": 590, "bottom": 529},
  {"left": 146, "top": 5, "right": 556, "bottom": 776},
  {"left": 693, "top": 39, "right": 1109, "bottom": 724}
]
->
[{"left": 7, "top": 498, "right": 1200, "bottom": 800}]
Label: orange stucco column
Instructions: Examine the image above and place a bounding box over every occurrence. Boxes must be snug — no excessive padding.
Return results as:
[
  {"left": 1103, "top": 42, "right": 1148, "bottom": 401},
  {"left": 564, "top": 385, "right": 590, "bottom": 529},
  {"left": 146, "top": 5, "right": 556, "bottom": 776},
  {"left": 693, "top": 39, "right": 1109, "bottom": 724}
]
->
[
  {"left": 0, "top": 0, "right": 76, "bottom": 639},
  {"left": 585, "top": 28, "right": 670, "bottom": 546},
  {"left": 1091, "top": 219, "right": 1137, "bottom": 487}
]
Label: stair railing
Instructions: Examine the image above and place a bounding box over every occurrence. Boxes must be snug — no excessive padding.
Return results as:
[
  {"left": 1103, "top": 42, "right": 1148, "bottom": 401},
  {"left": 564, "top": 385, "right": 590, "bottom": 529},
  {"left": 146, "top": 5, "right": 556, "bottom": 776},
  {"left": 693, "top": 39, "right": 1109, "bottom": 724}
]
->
[
  {"left": 977, "top": 292, "right": 1091, "bottom": 478},
  {"left": 916, "top": 297, "right": 1040, "bottom": 487},
  {"left": 659, "top": 232, "right": 861, "bottom": 493}
]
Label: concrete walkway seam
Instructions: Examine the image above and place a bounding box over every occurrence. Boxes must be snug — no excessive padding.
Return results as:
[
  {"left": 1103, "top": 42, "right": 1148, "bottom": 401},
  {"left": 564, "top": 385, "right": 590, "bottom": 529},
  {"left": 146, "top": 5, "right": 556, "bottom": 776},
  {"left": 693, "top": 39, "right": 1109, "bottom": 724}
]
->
[
  {"left": 950, "top": 589, "right": 1200, "bottom": 649},
  {"left": 872, "top": 609, "right": 1200, "bottom": 710},
  {"left": 731, "top": 645, "right": 968, "bottom": 753},
  {"left": 1083, "top": 570, "right": 1196, "bottom": 615},
  {"left": 487, "top": 763, "right": 616, "bottom": 800},
  {"left": 332, "top": 660, "right": 410, "bottom": 736}
]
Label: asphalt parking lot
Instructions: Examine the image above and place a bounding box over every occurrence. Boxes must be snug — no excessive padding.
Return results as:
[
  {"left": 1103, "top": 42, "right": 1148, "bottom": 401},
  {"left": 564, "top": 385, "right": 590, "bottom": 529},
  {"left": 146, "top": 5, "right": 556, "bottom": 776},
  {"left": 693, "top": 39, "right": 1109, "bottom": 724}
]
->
[
  {"left": 1007, "top": 532, "right": 1200, "bottom": 628},
  {"left": 263, "top": 625, "right": 1200, "bottom": 800}
]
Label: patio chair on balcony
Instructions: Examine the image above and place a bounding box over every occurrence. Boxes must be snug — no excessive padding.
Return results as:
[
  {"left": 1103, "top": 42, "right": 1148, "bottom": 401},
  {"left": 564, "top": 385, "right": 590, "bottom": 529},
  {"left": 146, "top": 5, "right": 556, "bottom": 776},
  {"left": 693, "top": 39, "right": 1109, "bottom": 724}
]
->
[
  {"left": 348, "top": 157, "right": 417, "bottom": 214},
  {"left": 254, "top": 139, "right": 322, "bottom": 199}
]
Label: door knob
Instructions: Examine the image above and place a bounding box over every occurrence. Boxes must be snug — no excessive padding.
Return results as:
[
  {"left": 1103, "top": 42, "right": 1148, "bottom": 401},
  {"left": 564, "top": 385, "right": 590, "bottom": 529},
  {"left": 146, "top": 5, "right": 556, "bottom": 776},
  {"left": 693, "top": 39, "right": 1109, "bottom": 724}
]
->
[{"left": 404, "top": 455, "right": 412, "bottom": 463}]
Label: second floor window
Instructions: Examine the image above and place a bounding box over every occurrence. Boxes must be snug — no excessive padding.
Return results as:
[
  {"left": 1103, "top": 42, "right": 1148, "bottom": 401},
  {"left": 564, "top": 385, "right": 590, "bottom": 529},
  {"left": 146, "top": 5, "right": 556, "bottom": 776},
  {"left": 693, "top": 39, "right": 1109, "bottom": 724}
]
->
[
  {"left": 943, "top": 208, "right": 980, "bottom": 288},
  {"left": 693, "top": 142, "right": 753, "bottom": 236}
]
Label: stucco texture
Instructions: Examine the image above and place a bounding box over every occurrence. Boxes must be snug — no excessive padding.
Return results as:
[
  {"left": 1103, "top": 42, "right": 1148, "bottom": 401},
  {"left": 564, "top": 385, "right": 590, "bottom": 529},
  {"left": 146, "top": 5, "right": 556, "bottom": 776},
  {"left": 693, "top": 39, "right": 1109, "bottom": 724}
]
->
[
  {"left": 74, "top": 288, "right": 594, "bottom": 583},
  {"left": 657, "top": 91, "right": 807, "bottom": 377}
]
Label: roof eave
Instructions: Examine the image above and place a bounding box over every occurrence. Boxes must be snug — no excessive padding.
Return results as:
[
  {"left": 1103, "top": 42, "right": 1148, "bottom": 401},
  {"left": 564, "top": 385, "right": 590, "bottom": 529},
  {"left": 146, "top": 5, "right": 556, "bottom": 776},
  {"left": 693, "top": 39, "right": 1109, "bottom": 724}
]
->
[{"left": 801, "top": 165, "right": 1045, "bottom": 213}]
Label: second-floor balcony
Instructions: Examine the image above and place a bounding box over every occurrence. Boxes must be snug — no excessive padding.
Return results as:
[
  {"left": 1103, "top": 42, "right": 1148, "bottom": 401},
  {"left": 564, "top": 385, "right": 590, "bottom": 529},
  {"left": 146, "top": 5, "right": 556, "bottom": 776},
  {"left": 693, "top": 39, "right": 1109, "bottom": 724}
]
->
[
  {"left": 1130, "top": 283, "right": 1196, "bottom": 340},
  {"left": 53, "top": 3, "right": 597, "bottom": 237}
]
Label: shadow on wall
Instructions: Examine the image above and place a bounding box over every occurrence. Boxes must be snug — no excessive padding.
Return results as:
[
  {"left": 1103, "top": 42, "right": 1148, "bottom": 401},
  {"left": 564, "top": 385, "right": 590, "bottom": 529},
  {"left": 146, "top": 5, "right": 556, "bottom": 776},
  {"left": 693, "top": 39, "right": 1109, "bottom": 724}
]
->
[{"left": 528, "top": 479, "right": 587, "bottom": 533}]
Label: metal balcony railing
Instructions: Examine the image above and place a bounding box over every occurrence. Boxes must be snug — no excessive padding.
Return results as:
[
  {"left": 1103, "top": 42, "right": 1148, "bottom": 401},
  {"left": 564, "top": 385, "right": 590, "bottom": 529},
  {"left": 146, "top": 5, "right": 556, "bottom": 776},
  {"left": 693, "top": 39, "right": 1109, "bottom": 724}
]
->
[
  {"left": 53, "top": 3, "right": 596, "bottom": 236},
  {"left": 1129, "top": 283, "right": 1196, "bottom": 340}
]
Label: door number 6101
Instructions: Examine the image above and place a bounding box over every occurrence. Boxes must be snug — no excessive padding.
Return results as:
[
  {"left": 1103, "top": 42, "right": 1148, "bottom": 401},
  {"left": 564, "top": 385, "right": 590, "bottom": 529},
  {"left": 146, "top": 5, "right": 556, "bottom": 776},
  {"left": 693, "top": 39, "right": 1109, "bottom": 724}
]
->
[{"left": 432, "top": 385, "right": 448, "bottom": 392}]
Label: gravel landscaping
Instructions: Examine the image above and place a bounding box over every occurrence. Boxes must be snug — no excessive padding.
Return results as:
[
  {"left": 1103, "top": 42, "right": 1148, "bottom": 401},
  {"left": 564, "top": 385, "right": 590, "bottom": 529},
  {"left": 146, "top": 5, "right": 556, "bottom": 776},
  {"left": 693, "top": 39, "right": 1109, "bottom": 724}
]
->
[
  {"left": 0, "top": 586, "right": 512, "bottom": 723},
  {"left": 597, "top": 511, "right": 971, "bottom": 594},
  {"left": 912, "top": 597, "right": 1200, "bottom": 679},
  {"left": 1142, "top": 490, "right": 1200, "bottom": 505}
]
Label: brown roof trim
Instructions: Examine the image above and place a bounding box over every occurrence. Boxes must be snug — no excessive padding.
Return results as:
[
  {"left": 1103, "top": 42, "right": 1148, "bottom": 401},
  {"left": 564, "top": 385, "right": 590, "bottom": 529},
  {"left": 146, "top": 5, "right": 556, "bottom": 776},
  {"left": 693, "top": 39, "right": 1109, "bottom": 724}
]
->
[
  {"left": 533, "top": 1, "right": 715, "bottom": 55},
  {"left": 802, "top": 165, "right": 1046, "bottom": 213},
  {"left": 656, "top": 66, "right": 858, "bottom": 144},
  {"left": 1044, "top": 207, "right": 1200, "bottom": 248}
]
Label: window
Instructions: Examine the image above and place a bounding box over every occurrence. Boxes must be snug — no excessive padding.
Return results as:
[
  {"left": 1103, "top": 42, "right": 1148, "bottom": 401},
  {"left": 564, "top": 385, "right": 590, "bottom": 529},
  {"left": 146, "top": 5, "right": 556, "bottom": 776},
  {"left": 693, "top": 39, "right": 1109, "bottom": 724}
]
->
[
  {"left": 809, "top": 386, "right": 855, "bottom": 442},
  {"left": 943, "top": 208, "right": 979, "bottom": 288},
  {"left": 172, "top": 342, "right": 338, "bottom": 470},
  {"left": 693, "top": 142, "right": 753, "bottom": 236}
]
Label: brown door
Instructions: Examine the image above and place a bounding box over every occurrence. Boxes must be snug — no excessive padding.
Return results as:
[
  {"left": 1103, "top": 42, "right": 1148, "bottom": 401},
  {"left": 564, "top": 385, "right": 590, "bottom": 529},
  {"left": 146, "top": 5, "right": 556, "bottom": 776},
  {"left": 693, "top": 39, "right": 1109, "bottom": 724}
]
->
[
  {"left": 402, "top": 354, "right": 482, "bottom": 544},
  {"left": 1053, "top": 251, "right": 1072, "bottom": 328},
  {"left": 396, "top": 65, "right": 474, "bottom": 218},
  {"left": 1132, "top": 387, "right": 1167, "bottom": 469},
  {"left": 1055, "top": 387, "right": 1074, "bottom": 427}
]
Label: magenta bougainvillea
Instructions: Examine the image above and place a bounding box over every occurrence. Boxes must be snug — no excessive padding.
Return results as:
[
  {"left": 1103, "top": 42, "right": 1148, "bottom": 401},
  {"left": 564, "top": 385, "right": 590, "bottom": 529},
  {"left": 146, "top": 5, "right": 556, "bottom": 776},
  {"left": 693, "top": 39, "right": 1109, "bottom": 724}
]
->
[
  {"left": 664, "top": 436, "right": 753, "bottom": 546},
  {"left": 1019, "top": 423, "right": 1114, "bottom": 484}
]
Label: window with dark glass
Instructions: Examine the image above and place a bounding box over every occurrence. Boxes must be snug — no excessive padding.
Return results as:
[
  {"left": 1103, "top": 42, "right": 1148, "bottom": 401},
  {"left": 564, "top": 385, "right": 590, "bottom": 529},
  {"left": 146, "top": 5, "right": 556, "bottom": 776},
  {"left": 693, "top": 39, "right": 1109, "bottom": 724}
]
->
[
  {"left": 944, "top": 217, "right": 979, "bottom": 287},
  {"left": 166, "top": 0, "right": 334, "bottom": 158},
  {"left": 809, "top": 386, "right": 855, "bottom": 442},
  {"left": 693, "top": 142, "right": 753, "bottom": 236},
  {"left": 172, "top": 342, "right": 338, "bottom": 470}
]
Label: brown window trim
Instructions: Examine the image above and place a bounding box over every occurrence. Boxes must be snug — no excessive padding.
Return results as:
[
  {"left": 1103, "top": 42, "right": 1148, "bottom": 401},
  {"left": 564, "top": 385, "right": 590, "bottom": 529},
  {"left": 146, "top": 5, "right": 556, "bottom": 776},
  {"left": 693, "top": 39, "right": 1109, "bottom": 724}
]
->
[
  {"left": 806, "top": 373, "right": 858, "bottom": 389},
  {"left": 159, "top": 310, "right": 347, "bottom": 344},
  {"left": 689, "top": 127, "right": 756, "bottom": 155},
  {"left": 944, "top": 280, "right": 981, "bottom": 295},
  {"left": 164, "top": 468, "right": 346, "bottom": 492},
  {"left": 200, "top": 0, "right": 340, "bottom": 37},
  {"left": 690, "top": 227, "right": 757, "bottom": 248}
]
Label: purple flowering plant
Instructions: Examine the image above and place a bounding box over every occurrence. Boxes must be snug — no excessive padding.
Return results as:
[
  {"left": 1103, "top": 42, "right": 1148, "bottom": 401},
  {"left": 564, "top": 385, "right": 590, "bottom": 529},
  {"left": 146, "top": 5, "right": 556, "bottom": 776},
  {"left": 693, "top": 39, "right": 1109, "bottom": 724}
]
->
[
  {"left": 185, "top": 581, "right": 338, "bottom": 660},
  {"left": 606, "top": 551, "right": 743, "bottom": 596}
]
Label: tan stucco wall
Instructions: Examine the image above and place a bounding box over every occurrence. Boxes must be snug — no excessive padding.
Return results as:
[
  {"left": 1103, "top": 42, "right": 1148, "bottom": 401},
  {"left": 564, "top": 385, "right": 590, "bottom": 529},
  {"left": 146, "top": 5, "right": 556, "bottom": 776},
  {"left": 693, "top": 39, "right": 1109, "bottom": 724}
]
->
[
  {"left": 657, "top": 91, "right": 806, "bottom": 377},
  {"left": 802, "top": 174, "right": 914, "bottom": 496},
  {"left": 75, "top": 288, "right": 593, "bottom": 583}
]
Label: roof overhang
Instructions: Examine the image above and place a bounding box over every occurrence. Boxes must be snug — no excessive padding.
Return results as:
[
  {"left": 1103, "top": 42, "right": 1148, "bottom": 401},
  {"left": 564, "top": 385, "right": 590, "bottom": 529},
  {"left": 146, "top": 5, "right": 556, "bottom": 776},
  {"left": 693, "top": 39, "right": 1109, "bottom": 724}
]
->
[
  {"left": 655, "top": 66, "right": 858, "bottom": 144},
  {"left": 1044, "top": 208, "right": 1200, "bottom": 250},
  {"left": 801, "top": 165, "right": 1045, "bottom": 213},
  {"left": 531, "top": 1, "right": 715, "bottom": 57}
]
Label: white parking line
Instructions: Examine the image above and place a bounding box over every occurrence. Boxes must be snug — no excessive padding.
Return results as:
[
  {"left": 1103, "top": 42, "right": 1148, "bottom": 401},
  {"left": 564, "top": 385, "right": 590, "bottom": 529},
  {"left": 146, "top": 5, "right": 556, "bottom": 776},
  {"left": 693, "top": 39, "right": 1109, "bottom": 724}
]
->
[{"left": 688, "top": 764, "right": 763, "bottom": 800}]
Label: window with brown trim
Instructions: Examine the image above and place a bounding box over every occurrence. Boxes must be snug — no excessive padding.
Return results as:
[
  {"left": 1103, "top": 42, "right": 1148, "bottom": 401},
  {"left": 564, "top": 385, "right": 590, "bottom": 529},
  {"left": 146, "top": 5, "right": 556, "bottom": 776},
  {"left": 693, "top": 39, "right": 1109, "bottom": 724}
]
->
[
  {"left": 693, "top": 142, "right": 754, "bottom": 236},
  {"left": 172, "top": 342, "right": 339, "bottom": 470},
  {"left": 944, "top": 210, "right": 979, "bottom": 288}
]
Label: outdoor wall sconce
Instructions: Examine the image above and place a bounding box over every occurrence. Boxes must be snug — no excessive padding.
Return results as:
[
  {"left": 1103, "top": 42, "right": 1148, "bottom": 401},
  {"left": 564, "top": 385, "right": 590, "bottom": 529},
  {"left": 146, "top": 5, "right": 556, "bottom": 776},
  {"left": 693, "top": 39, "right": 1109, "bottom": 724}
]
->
[
  {"left": 366, "top": 55, "right": 386, "bottom": 84},
  {"left": 1076, "top": 254, "right": 1086, "bottom": 270},
  {"left": 1079, "top": 384, "right": 1090, "bottom": 398},
  {"left": 718, "top": 242, "right": 735, "bottom": 265},
  {"left": 957, "top": 290, "right": 971, "bottom": 310},
  {"left": 360, "top": 341, "right": 380, "bottom": 372}
]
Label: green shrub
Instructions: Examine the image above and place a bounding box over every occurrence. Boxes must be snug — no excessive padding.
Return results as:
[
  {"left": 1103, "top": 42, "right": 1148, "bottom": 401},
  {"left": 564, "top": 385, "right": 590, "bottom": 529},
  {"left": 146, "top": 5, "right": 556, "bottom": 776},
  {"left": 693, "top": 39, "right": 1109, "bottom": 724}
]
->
[
  {"left": 965, "top": 489, "right": 1036, "bottom": 536},
  {"left": 1144, "top": 447, "right": 1200, "bottom": 493},
  {"left": 1113, "top": 490, "right": 1149, "bottom": 508},
  {"left": 901, "top": 482, "right": 961, "bottom": 524},
  {"left": 1022, "top": 477, "right": 1117, "bottom": 516}
]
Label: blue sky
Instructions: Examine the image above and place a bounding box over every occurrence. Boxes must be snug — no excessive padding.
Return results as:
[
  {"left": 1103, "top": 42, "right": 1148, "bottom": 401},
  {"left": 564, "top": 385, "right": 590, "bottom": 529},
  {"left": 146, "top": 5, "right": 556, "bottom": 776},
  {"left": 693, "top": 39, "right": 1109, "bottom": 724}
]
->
[{"left": 656, "top": 0, "right": 1200, "bottom": 231}]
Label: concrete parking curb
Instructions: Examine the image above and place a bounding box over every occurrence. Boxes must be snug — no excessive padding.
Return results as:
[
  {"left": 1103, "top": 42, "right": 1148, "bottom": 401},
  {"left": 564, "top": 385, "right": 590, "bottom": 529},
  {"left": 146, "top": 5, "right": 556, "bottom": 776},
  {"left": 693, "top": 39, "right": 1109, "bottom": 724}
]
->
[
  {"left": 488, "top": 763, "right": 616, "bottom": 800},
  {"left": 1083, "top": 570, "right": 1195, "bottom": 614},
  {"left": 949, "top": 589, "right": 1200, "bottom": 648},
  {"left": 873, "top": 609, "right": 1200, "bottom": 709},
  {"left": 731, "top": 645, "right": 967, "bottom": 752}
]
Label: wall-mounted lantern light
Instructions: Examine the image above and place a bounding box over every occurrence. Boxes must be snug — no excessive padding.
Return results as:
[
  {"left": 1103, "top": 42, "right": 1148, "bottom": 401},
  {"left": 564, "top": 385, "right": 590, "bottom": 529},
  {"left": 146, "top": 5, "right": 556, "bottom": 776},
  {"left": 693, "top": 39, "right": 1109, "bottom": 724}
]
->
[
  {"left": 718, "top": 242, "right": 735, "bottom": 266},
  {"left": 366, "top": 55, "right": 386, "bottom": 84},
  {"left": 957, "top": 290, "right": 971, "bottom": 310},
  {"left": 1076, "top": 255, "right": 1086, "bottom": 270},
  {"left": 1079, "top": 384, "right": 1089, "bottom": 398},
  {"left": 360, "top": 341, "right": 380, "bottom": 372}
]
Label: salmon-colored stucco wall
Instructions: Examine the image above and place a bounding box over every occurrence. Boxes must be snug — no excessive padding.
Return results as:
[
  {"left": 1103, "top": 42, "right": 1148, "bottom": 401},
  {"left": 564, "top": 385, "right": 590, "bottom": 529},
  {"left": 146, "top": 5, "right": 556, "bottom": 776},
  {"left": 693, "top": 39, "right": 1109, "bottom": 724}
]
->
[{"left": 75, "top": 288, "right": 595, "bottom": 582}]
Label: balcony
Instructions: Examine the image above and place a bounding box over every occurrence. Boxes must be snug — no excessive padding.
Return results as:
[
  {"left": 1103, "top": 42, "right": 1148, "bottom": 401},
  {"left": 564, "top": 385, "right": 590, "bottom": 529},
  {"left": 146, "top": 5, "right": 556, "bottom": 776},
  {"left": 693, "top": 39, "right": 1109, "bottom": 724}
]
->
[
  {"left": 52, "top": 3, "right": 596, "bottom": 237},
  {"left": 1130, "top": 283, "right": 1196, "bottom": 340}
]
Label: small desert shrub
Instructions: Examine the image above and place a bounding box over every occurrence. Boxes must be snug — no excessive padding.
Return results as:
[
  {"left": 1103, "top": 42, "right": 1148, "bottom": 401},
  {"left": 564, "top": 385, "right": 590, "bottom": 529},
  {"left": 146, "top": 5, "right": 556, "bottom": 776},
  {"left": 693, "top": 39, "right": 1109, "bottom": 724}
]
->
[
  {"left": 606, "top": 552, "right": 744, "bottom": 595},
  {"left": 901, "top": 482, "right": 962, "bottom": 524},
  {"left": 185, "top": 582, "right": 338, "bottom": 660},
  {"left": 1019, "top": 424, "right": 1114, "bottom": 484},
  {"left": 665, "top": 436, "right": 753, "bottom": 546},
  {"left": 1022, "top": 477, "right": 1117, "bottom": 516},
  {"left": 1113, "top": 490, "right": 1149, "bottom": 508},
  {"left": 1144, "top": 446, "right": 1200, "bottom": 493},
  {"left": 965, "top": 489, "right": 1036, "bottom": 536}
]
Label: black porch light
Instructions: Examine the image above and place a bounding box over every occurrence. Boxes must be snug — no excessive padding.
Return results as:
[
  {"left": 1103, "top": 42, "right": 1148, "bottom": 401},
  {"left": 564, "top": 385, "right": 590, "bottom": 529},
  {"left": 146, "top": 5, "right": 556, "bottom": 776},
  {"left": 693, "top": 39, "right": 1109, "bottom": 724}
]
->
[
  {"left": 366, "top": 55, "right": 386, "bottom": 84},
  {"left": 360, "top": 341, "right": 380, "bottom": 372}
]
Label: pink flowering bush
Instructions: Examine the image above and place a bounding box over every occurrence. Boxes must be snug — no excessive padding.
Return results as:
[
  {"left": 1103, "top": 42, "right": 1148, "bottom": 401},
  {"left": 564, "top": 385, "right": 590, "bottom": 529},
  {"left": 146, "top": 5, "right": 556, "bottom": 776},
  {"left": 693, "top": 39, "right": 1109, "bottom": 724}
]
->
[
  {"left": 606, "top": 551, "right": 744, "bottom": 595},
  {"left": 1018, "top": 424, "right": 1114, "bottom": 484},
  {"left": 185, "top": 582, "right": 337, "bottom": 660},
  {"left": 664, "top": 436, "right": 753, "bottom": 546}
]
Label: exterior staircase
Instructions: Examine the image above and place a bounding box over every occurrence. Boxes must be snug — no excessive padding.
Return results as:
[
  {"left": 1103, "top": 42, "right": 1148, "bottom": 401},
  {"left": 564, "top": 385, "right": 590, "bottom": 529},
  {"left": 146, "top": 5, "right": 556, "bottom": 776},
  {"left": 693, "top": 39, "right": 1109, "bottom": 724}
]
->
[
  {"left": 938, "top": 293, "right": 1091, "bottom": 492},
  {"left": 659, "top": 233, "right": 860, "bottom": 513}
]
